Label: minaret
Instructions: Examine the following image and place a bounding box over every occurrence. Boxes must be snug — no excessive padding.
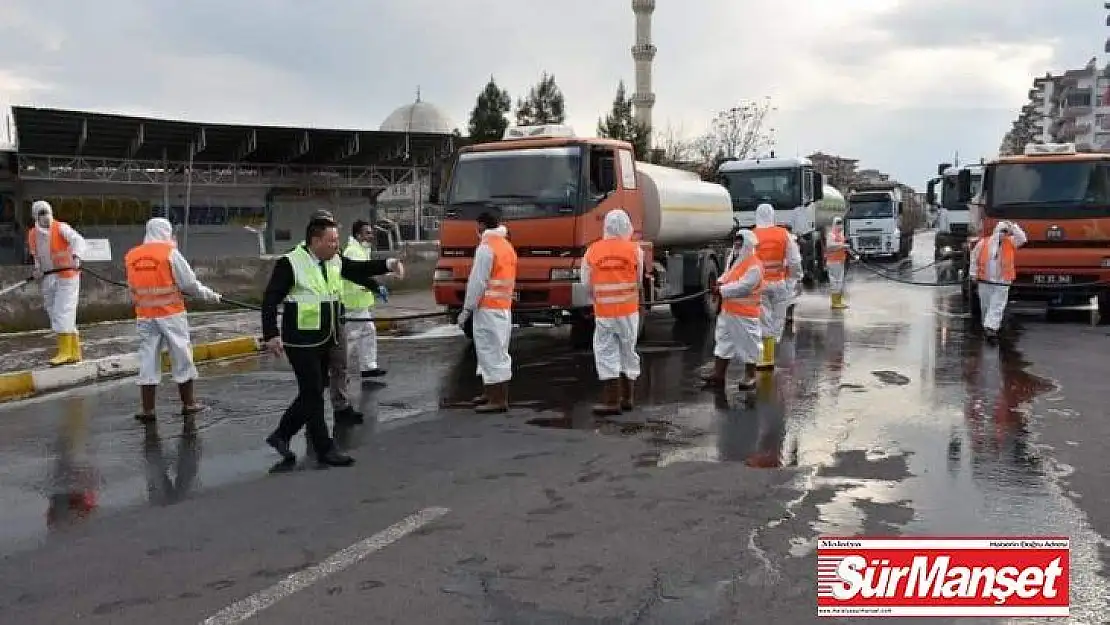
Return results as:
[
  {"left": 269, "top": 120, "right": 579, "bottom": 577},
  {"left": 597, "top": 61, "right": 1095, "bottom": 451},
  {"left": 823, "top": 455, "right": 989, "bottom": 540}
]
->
[{"left": 631, "top": 0, "right": 656, "bottom": 145}]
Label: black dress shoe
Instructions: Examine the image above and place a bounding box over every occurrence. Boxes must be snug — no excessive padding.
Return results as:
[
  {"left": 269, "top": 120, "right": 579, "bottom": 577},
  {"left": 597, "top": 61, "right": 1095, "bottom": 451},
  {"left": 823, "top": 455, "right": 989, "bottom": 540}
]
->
[
  {"left": 316, "top": 450, "right": 355, "bottom": 468},
  {"left": 334, "top": 406, "right": 364, "bottom": 424},
  {"left": 265, "top": 434, "right": 295, "bottom": 462},
  {"left": 360, "top": 368, "right": 387, "bottom": 378}
]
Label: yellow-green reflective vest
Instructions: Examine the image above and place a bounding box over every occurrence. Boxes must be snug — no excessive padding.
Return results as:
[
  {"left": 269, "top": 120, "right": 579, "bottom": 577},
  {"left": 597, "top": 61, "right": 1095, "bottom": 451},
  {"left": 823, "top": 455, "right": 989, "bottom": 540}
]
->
[
  {"left": 340, "top": 238, "right": 375, "bottom": 309},
  {"left": 284, "top": 245, "right": 342, "bottom": 332}
]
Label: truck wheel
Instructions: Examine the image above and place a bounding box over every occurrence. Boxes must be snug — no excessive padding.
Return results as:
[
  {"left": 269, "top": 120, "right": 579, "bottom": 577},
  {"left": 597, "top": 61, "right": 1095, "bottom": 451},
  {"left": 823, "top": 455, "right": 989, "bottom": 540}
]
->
[
  {"left": 670, "top": 261, "right": 720, "bottom": 324},
  {"left": 966, "top": 282, "right": 982, "bottom": 325},
  {"left": 569, "top": 315, "right": 594, "bottom": 349}
]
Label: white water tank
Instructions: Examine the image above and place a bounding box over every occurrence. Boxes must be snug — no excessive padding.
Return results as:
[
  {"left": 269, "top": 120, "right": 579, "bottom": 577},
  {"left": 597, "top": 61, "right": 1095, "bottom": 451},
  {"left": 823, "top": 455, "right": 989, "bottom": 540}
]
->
[{"left": 636, "top": 162, "right": 736, "bottom": 247}]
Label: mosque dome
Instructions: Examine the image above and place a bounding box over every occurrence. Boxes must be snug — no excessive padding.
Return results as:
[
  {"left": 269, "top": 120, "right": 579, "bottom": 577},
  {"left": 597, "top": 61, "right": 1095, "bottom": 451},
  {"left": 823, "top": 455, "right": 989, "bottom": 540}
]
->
[{"left": 379, "top": 91, "right": 454, "bottom": 134}]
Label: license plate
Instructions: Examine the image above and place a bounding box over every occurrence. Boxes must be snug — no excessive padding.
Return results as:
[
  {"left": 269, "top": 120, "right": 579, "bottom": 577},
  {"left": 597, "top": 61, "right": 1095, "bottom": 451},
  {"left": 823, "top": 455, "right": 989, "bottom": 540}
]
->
[
  {"left": 859, "top": 238, "right": 880, "bottom": 247},
  {"left": 1032, "top": 274, "right": 1072, "bottom": 284}
]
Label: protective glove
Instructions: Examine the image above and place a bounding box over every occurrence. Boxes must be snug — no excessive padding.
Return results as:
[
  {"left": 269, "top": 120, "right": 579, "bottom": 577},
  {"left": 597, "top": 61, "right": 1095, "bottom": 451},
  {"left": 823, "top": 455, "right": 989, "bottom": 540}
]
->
[
  {"left": 457, "top": 308, "right": 471, "bottom": 329},
  {"left": 31, "top": 267, "right": 43, "bottom": 280},
  {"left": 376, "top": 284, "right": 389, "bottom": 303},
  {"left": 70, "top": 255, "right": 81, "bottom": 269},
  {"left": 208, "top": 290, "right": 223, "bottom": 303},
  {"left": 386, "top": 258, "right": 405, "bottom": 280}
]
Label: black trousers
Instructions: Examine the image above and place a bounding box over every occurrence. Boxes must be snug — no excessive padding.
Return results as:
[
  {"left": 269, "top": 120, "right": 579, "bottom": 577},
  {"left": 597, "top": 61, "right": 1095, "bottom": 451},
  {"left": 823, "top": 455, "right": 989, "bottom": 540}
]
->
[{"left": 272, "top": 344, "right": 335, "bottom": 457}]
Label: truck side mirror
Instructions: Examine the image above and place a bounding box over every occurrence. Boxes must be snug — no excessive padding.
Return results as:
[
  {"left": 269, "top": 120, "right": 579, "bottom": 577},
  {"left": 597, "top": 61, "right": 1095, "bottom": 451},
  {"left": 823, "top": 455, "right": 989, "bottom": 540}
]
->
[
  {"left": 925, "top": 180, "right": 936, "bottom": 205},
  {"left": 937, "top": 163, "right": 952, "bottom": 177},
  {"left": 813, "top": 173, "right": 825, "bottom": 201},
  {"left": 956, "top": 169, "right": 972, "bottom": 202}
]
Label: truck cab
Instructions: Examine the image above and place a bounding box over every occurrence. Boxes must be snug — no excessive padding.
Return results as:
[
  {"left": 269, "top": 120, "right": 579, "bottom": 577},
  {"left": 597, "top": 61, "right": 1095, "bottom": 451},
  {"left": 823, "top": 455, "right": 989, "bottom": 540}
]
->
[
  {"left": 432, "top": 125, "right": 737, "bottom": 346},
  {"left": 845, "top": 183, "right": 913, "bottom": 260},
  {"left": 957, "top": 142, "right": 1110, "bottom": 315},
  {"left": 716, "top": 156, "right": 828, "bottom": 283},
  {"left": 929, "top": 163, "right": 981, "bottom": 260}
]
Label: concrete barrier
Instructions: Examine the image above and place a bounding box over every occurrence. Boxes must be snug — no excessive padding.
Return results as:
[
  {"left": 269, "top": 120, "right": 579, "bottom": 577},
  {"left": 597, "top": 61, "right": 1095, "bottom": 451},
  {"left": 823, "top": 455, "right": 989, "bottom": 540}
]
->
[
  {"left": 0, "top": 336, "right": 261, "bottom": 404},
  {"left": 0, "top": 253, "right": 437, "bottom": 332}
]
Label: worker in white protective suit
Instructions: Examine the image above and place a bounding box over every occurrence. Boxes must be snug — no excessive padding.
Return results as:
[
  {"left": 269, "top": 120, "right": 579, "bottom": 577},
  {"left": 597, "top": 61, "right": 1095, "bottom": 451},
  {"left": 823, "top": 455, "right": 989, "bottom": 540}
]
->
[
  {"left": 702, "top": 229, "right": 765, "bottom": 390},
  {"left": 27, "top": 200, "right": 87, "bottom": 366},
  {"left": 124, "top": 218, "right": 222, "bottom": 423},
  {"left": 752, "top": 203, "right": 803, "bottom": 369},
  {"left": 341, "top": 219, "right": 392, "bottom": 380},
  {"left": 581, "top": 209, "right": 644, "bottom": 415},
  {"left": 825, "top": 216, "right": 849, "bottom": 309},
  {"left": 968, "top": 220, "right": 1027, "bottom": 341},
  {"left": 458, "top": 212, "right": 517, "bottom": 413}
]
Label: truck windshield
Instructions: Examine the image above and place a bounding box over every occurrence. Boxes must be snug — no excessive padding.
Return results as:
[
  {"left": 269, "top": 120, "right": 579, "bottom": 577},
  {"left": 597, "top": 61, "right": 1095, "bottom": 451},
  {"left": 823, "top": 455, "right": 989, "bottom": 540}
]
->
[
  {"left": 445, "top": 146, "right": 582, "bottom": 219},
  {"left": 718, "top": 168, "right": 800, "bottom": 210},
  {"left": 846, "top": 198, "right": 894, "bottom": 219},
  {"left": 987, "top": 160, "right": 1110, "bottom": 219},
  {"left": 941, "top": 174, "right": 980, "bottom": 210}
]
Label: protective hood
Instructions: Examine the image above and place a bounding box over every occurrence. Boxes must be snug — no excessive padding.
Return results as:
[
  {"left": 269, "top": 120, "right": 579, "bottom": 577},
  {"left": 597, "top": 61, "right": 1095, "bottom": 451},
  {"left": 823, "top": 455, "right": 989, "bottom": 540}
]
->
[
  {"left": 602, "top": 209, "right": 634, "bottom": 240},
  {"left": 755, "top": 203, "right": 775, "bottom": 227},
  {"left": 733, "top": 228, "right": 759, "bottom": 263},
  {"left": 481, "top": 225, "right": 509, "bottom": 239},
  {"left": 143, "top": 217, "right": 175, "bottom": 244},
  {"left": 32, "top": 200, "right": 54, "bottom": 232},
  {"left": 832, "top": 216, "right": 843, "bottom": 227}
]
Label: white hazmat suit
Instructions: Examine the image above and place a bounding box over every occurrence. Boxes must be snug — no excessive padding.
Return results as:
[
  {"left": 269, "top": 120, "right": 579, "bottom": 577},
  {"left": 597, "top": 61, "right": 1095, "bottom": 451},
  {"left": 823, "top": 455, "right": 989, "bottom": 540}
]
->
[
  {"left": 581, "top": 209, "right": 644, "bottom": 412},
  {"left": 825, "top": 216, "right": 849, "bottom": 308},
  {"left": 132, "top": 218, "right": 222, "bottom": 388},
  {"left": 29, "top": 200, "right": 87, "bottom": 365},
  {"left": 582, "top": 209, "right": 643, "bottom": 381},
  {"left": 753, "top": 203, "right": 803, "bottom": 365},
  {"left": 459, "top": 225, "right": 514, "bottom": 389},
  {"left": 709, "top": 229, "right": 765, "bottom": 389},
  {"left": 969, "top": 220, "right": 1026, "bottom": 334}
]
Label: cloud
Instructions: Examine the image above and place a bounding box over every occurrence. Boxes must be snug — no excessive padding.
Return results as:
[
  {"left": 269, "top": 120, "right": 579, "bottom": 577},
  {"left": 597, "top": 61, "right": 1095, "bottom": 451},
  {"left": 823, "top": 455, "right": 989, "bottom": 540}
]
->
[{"left": 0, "top": 0, "right": 1100, "bottom": 185}]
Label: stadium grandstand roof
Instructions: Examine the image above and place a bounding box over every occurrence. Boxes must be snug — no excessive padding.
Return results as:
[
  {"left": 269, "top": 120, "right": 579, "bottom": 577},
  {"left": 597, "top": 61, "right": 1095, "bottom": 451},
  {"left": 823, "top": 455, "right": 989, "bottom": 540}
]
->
[{"left": 12, "top": 106, "right": 453, "bottom": 166}]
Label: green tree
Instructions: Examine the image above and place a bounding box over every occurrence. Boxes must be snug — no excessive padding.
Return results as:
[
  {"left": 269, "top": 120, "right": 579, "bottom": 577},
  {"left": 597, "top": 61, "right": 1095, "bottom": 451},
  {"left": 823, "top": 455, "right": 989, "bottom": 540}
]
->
[
  {"left": 467, "top": 77, "right": 512, "bottom": 143},
  {"left": 515, "top": 72, "right": 566, "bottom": 126},
  {"left": 596, "top": 80, "right": 651, "bottom": 159}
]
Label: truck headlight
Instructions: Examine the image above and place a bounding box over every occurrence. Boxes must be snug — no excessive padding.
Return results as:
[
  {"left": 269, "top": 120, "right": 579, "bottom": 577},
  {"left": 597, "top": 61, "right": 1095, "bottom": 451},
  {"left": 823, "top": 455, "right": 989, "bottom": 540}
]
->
[
  {"left": 550, "top": 267, "right": 580, "bottom": 281},
  {"left": 433, "top": 269, "right": 453, "bottom": 281}
]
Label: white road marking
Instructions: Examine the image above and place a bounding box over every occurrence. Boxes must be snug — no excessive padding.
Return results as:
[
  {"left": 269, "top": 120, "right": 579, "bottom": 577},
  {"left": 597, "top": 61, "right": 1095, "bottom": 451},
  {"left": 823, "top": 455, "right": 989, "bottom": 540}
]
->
[{"left": 200, "top": 506, "right": 450, "bottom": 624}]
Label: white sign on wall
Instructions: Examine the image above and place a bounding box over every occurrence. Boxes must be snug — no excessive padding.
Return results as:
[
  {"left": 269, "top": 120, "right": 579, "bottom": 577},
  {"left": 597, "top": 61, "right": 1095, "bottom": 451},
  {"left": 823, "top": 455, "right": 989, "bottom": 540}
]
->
[{"left": 82, "top": 239, "right": 112, "bottom": 262}]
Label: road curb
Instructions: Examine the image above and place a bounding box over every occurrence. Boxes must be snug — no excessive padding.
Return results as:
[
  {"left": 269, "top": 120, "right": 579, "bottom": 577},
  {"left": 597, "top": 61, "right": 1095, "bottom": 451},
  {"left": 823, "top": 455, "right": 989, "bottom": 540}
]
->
[{"left": 0, "top": 336, "right": 261, "bottom": 404}]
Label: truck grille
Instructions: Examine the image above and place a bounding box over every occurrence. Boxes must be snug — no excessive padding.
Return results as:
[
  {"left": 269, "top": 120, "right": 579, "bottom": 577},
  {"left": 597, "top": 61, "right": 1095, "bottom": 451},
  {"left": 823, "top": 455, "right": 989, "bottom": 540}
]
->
[{"left": 949, "top": 224, "right": 968, "bottom": 234}]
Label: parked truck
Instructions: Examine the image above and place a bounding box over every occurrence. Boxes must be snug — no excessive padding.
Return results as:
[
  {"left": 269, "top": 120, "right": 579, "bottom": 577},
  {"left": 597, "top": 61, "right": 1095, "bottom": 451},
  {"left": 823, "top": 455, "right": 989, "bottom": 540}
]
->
[
  {"left": 431, "top": 124, "right": 739, "bottom": 346},
  {"left": 957, "top": 142, "right": 1110, "bottom": 320},
  {"left": 716, "top": 156, "right": 834, "bottom": 284},
  {"left": 927, "top": 162, "right": 982, "bottom": 261},
  {"left": 844, "top": 182, "right": 914, "bottom": 260}
]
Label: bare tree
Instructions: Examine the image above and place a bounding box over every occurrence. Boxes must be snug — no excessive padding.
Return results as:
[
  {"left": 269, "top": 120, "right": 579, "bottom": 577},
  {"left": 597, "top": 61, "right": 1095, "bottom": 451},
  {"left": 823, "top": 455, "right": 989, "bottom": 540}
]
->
[
  {"left": 653, "top": 123, "right": 694, "bottom": 165},
  {"left": 693, "top": 98, "right": 775, "bottom": 176}
]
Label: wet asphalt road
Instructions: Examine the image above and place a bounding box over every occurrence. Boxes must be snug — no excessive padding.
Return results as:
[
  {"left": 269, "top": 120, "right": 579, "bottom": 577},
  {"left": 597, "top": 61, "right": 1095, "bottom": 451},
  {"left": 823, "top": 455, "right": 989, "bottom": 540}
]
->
[{"left": 0, "top": 232, "right": 1108, "bottom": 624}]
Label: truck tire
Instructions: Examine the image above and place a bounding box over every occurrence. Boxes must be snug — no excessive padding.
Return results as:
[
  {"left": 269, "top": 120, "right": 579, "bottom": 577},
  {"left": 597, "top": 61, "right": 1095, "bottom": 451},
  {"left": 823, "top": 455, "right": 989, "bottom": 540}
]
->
[
  {"left": 670, "top": 258, "right": 720, "bottom": 324},
  {"left": 966, "top": 280, "right": 982, "bottom": 325}
]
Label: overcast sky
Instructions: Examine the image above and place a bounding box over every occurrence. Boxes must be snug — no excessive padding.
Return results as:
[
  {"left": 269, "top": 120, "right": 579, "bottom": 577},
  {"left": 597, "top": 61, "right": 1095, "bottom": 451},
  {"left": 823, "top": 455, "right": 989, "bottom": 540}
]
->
[{"left": 0, "top": 0, "right": 1105, "bottom": 186}]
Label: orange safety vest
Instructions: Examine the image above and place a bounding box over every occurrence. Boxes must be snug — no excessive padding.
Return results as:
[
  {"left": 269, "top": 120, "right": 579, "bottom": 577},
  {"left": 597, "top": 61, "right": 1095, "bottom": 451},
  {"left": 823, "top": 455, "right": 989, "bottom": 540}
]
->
[
  {"left": 825, "top": 228, "right": 847, "bottom": 263},
  {"left": 719, "top": 254, "right": 764, "bottom": 317},
  {"left": 27, "top": 221, "right": 78, "bottom": 279},
  {"left": 753, "top": 225, "right": 791, "bottom": 281},
  {"left": 478, "top": 235, "right": 517, "bottom": 310},
  {"left": 584, "top": 238, "right": 641, "bottom": 318},
  {"left": 976, "top": 237, "right": 1016, "bottom": 283},
  {"left": 124, "top": 241, "right": 187, "bottom": 319}
]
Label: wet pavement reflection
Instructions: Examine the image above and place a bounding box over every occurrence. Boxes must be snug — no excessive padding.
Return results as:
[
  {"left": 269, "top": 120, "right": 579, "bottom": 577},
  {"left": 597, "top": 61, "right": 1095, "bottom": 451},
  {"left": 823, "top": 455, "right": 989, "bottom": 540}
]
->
[{"left": 0, "top": 234, "right": 1107, "bottom": 619}]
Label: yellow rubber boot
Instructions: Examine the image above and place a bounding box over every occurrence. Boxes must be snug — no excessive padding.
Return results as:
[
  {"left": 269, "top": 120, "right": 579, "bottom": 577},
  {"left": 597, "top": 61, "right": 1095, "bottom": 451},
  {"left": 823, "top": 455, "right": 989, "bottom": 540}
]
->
[
  {"left": 832, "top": 293, "right": 848, "bottom": 310},
  {"left": 48, "top": 335, "right": 68, "bottom": 366},
  {"left": 68, "top": 333, "right": 83, "bottom": 363},
  {"left": 756, "top": 337, "right": 776, "bottom": 370}
]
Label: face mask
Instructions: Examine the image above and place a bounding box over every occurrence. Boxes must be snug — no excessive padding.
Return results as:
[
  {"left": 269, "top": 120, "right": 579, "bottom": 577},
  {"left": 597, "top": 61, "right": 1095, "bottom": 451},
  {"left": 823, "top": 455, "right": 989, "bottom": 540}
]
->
[
  {"left": 361, "top": 240, "right": 372, "bottom": 249},
  {"left": 36, "top": 215, "right": 51, "bottom": 228}
]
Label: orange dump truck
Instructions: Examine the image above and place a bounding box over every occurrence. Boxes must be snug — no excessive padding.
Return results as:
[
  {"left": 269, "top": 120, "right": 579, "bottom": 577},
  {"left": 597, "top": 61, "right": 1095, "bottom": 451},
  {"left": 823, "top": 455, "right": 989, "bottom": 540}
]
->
[
  {"left": 431, "top": 125, "right": 739, "bottom": 346},
  {"left": 957, "top": 142, "right": 1110, "bottom": 318}
]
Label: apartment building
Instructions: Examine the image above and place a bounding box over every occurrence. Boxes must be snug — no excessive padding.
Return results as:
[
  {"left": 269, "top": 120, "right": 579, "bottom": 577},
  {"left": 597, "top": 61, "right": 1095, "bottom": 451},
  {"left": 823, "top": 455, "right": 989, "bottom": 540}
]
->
[
  {"left": 1001, "top": 57, "right": 1110, "bottom": 154},
  {"left": 807, "top": 152, "right": 859, "bottom": 190}
]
